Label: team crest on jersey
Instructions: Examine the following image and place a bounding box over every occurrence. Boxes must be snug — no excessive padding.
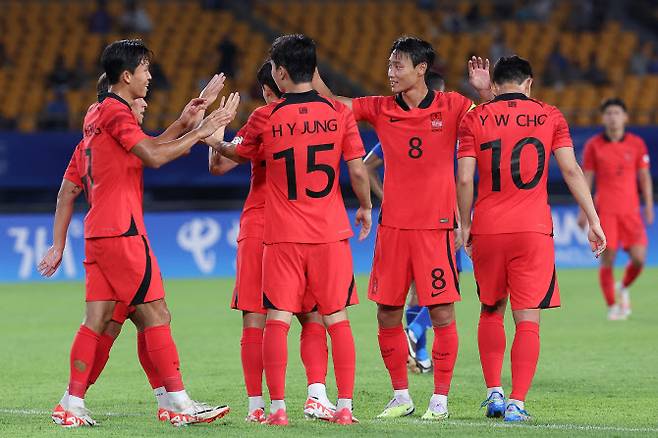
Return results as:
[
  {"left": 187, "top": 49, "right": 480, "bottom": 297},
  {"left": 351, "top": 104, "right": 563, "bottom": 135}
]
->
[{"left": 430, "top": 112, "right": 443, "bottom": 131}]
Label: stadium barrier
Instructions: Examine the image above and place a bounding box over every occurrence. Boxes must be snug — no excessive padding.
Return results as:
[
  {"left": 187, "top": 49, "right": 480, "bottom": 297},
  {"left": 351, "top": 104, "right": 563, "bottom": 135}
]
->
[{"left": 1, "top": 206, "right": 655, "bottom": 283}]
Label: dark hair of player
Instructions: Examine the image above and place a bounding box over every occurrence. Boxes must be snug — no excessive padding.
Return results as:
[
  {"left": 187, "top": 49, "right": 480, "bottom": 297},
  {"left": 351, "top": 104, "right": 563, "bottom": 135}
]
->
[
  {"left": 269, "top": 34, "right": 317, "bottom": 84},
  {"left": 425, "top": 71, "right": 444, "bottom": 90},
  {"left": 492, "top": 55, "right": 533, "bottom": 85},
  {"left": 257, "top": 61, "right": 282, "bottom": 98},
  {"left": 96, "top": 73, "right": 109, "bottom": 95},
  {"left": 600, "top": 97, "right": 627, "bottom": 113},
  {"left": 101, "top": 39, "right": 153, "bottom": 85},
  {"left": 390, "top": 36, "right": 435, "bottom": 73}
]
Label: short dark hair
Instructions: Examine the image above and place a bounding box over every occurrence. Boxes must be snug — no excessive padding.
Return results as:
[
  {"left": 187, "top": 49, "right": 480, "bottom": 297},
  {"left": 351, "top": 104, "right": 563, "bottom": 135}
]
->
[
  {"left": 100, "top": 39, "right": 152, "bottom": 85},
  {"left": 269, "top": 34, "right": 316, "bottom": 83},
  {"left": 425, "top": 71, "right": 444, "bottom": 91},
  {"left": 257, "top": 61, "right": 282, "bottom": 98},
  {"left": 390, "top": 36, "right": 435, "bottom": 72},
  {"left": 96, "top": 73, "right": 109, "bottom": 95},
  {"left": 600, "top": 97, "right": 627, "bottom": 113},
  {"left": 492, "top": 56, "right": 533, "bottom": 85}
]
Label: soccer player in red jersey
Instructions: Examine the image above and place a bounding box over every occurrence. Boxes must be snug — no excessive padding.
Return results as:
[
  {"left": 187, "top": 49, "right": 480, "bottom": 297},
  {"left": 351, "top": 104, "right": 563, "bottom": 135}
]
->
[
  {"left": 38, "top": 39, "right": 239, "bottom": 427},
  {"left": 214, "top": 34, "right": 372, "bottom": 426},
  {"left": 313, "top": 37, "right": 493, "bottom": 420},
  {"left": 579, "top": 98, "right": 654, "bottom": 320},
  {"left": 457, "top": 56, "right": 606, "bottom": 422},
  {"left": 207, "top": 62, "right": 337, "bottom": 423},
  {"left": 40, "top": 72, "right": 228, "bottom": 425}
]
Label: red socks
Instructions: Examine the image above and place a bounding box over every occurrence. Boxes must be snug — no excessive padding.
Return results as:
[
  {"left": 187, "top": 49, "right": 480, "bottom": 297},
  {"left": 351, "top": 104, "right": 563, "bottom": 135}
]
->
[
  {"left": 143, "top": 325, "right": 184, "bottom": 392},
  {"left": 622, "top": 262, "right": 643, "bottom": 288},
  {"left": 327, "top": 320, "right": 356, "bottom": 399},
  {"left": 86, "top": 333, "right": 116, "bottom": 387},
  {"left": 300, "top": 322, "right": 328, "bottom": 386},
  {"left": 432, "top": 321, "right": 459, "bottom": 395},
  {"left": 478, "top": 312, "right": 506, "bottom": 388},
  {"left": 599, "top": 266, "right": 615, "bottom": 306},
  {"left": 510, "top": 321, "right": 540, "bottom": 401},
  {"left": 378, "top": 324, "right": 408, "bottom": 390},
  {"left": 241, "top": 327, "right": 264, "bottom": 397},
  {"left": 68, "top": 325, "right": 100, "bottom": 398},
  {"left": 137, "top": 330, "right": 164, "bottom": 389},
  {"left": 263, "top": 320, "right": 290, "bottom": 400}
]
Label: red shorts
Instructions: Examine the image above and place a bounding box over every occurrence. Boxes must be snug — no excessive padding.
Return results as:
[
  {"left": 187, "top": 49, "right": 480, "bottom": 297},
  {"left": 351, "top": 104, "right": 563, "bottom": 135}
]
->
[
  {"left": 471, "top": 233, "right": 560, "bottom": 311},
  {"left": 599, "top": 212, "right": 648, "bottom": 251},
  {"left": 84, "top": 235, "right": 165, "bottom": 306},
  {"left": 262, "top": 240, "right": 358, "bottom": 315},
  {"left": 368, "top": 226, "right": 461, "bottom": 307},
  {"left": 110, "top": 301, "right": 135, "bottom": 324}
]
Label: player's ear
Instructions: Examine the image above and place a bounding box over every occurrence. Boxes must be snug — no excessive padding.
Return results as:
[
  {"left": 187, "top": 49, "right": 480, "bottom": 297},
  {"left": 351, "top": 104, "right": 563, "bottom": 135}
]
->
[
  {"left": 417, "top": 61, "right": 428, "bottom": 78},
  {"left": 121, "top": 69, "right": 132, "bottom": 85},
  {"left": 523, "top": 77, "right": 533, "bottom": 97}
]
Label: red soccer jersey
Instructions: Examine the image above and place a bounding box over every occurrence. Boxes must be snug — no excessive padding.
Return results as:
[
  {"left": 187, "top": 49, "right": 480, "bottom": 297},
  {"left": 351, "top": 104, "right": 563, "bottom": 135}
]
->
[
  {"left": 63, "top": 141, "right": 84, "bottom": 188},
  {"left": 352, "top": 90, "right": 472, "bottom": 229},
  {"left": 236, "top": 90, "right": 365, "bottom": 244},
  {"left": 74, "top": 93, "right": 150, "bottom": 238},
  {"left": 457, "top": 93, "right": 573, "bottom": 235},
  {"left": 582, "top": 132, "right": 650, "bottom": 215},
  {"left": 232, "top": 122, "right": 267, "bottom": 241}
]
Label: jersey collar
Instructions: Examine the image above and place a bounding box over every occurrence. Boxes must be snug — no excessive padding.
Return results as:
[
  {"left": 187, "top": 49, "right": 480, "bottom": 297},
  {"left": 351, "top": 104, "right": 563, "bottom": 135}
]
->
[
  {"left": 491, "top": 92, "right": 529, "bottom": 102},
  {"left": 97, "top": 92, "right": 132, "bottom": 110},
  {"left": 395, "top": 89, "right": 435, "bottom": 111},
  {"left": 602, "top": 132, "right": 626, "bottom": 142}
]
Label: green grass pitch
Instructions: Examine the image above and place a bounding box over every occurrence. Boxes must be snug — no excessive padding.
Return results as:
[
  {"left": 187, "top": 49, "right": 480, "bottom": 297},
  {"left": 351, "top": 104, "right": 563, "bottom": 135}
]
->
[{"left": 1, "top": 269, "right": 657, "bottom": 437}]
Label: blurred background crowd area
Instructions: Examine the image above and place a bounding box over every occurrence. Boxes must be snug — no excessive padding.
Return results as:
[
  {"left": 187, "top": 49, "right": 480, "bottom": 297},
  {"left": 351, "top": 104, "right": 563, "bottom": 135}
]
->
[{"left": 0, "top": 0, "right": 657, "bottom": 133}]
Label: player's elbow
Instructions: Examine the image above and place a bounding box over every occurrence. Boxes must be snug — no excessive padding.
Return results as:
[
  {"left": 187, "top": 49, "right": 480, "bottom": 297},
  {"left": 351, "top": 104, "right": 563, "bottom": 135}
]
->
[
  {"left": 209, "top": 164, "right": 223, "bottom": 176},
  {"left": 349, "top": 164, "right": 368, "bottom": 184},
  {"left": 561, "top": 162, "right": 583, "bottom": 181}
]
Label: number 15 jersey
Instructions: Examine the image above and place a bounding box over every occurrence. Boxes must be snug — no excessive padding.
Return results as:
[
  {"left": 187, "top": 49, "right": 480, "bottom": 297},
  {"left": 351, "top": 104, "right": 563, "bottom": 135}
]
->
[
  {"left": 236, "top": 90, "right": 365, "bottom": 244},
  {"left": 457, "top": 93, "right": 573, "bottom": 235}
]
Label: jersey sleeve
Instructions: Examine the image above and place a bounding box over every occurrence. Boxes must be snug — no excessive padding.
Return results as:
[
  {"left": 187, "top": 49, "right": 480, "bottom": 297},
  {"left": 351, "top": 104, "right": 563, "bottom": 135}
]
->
[
  {"left": 582, "top": 140, "right": 596, "bottom": 171},
  {"left": 351, "top": 96, "right": 382, "bottom": 125},
  {"left": 340, "top": 106, "right": 366, "bottom": 161},
  {"left": 453, "top": 92, "right": 475, "bottom": 124},
  {"left": 104, "top": 103, "right": 149, "bottom": 151},
  {"left": 456, "top": 111, "right": 477, "bottom": 159},
  {"left": 63, "top": 144, "right": 83, "bottom": 187},
  {"left": 551, "top": 108, "right": 573, "bottom": 151},
  {"left": 235, "top": 108, "right": 266, "bottom": 160},
  {"left": 636, "top": 138, "right": 651, "bottom": 170}
]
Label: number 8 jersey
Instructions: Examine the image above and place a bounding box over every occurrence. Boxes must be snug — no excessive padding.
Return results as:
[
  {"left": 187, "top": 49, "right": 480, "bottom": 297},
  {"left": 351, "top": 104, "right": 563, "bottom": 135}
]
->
[
  {"left": 457, "top": 93, "right": 573, "bottom": 235},
  {"left": 236, "top": 90, "right": 365, "bottom": 244},
  {"left": 352, "top": 90, "right": 473, "bottom": 229}
]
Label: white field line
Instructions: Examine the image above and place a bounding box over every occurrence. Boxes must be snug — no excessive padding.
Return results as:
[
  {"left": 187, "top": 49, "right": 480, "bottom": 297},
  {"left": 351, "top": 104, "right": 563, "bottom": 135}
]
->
[{"left": 0, "top": 408, "right": 142, "bottom": 417}]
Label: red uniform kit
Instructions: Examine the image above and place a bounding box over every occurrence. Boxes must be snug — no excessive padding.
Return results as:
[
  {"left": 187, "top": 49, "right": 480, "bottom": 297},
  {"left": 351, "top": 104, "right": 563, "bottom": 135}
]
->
[
  {"left": 582, "top": 132, "right": 650, "bottom": 250},
  {"left": 64, "top": 93, "right": 165, "bottom": 307},
  {"left": 236, "top": 90, "right": 365, "bottom": 315},
  {"left": 352, "top": 90, "right": 472, "bottom": 306},
  {"left": 457, "top": 93, "right": 573, "bottom": 310}
]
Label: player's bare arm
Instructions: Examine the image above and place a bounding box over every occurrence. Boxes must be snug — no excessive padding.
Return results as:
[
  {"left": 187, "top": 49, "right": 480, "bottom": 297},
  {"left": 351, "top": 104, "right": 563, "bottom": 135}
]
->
[
  {"left": 456, "top": 156, "right": 476, "bottom": 257},
  {"left": 132, "top": 92, "right": 239, "bottom": 168},
  {"left": 638, "top": 167, "right": 654, "bottom": 224},
  {"left": 554, "top": 147, "right": 607, "bottom": 256},
  {"left": 206, "top": 126, "right": 239, "bottom": 175},
  {"left": 38, "top": 179, "right": 82, "bottom": 277},
  {"left": 312, "top": 68, "right": 353, "bottom": 109},
  {"left": 363, "top": 151, "right": 384, "bottom": 201},
  {"left": 467, "top": 56, "right": 495, "bottom": 102},
  {"left": 577, "top": 170, "right": 595, "bottom": 229},
  {"left": 346, "top": 158, "right": 373, "bottom": 240}
]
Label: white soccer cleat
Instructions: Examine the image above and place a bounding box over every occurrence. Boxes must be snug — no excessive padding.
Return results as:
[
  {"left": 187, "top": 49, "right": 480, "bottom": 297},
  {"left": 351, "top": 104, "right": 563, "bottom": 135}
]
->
[
  {"left": 303, "top": 397, "right": 336, "bottom": 421},
  {"left": 169, "top": 401, "right": 230, "bottom": 426},
  {"left": 616, "top": 281, "right": 632, "bottom": 317},
  {"left": 61, "top": 406, "right": 97, "bottom": 428},
  {"left": 607, "top": 304, "right": 627, "bottom": 321}
]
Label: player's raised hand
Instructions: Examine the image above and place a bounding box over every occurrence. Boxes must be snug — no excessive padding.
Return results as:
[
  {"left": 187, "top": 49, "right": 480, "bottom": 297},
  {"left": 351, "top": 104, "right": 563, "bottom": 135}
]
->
[
  {"left": 38, "top": 246, "right": 63, "bottom": 277},
  {"left": 468, "top": 56, "right": 491, "bottom": 93},
  {"left": 178, "top": 97, "right": 209, "bottom": 131},
  {"left": 588, "top": 222, "right": 607, "bottom": 258},
  {"left": 199, "top": 73, "right": 226, "bottom": 107},
  {"left": 355, "top": 207, "right": 372, "bottom": 241},
  {"left": 196, "top": 94, "right": 239, "bottom": 139}
]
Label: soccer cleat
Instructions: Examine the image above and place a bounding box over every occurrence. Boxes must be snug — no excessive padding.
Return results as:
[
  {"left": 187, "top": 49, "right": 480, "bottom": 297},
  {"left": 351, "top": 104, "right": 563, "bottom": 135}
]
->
[
  {"left": 303, "top": 397, "right": 335, "bottom": 421},
  {"left": 376, "top": 397, "right": 415, "bottom": 418},
  {"left": 405, "top": 328, "right": 418, "bottom": 360},
  {"left": 607, "top": 304, "right": 627, "bottom": 321},
  {"left": 158, "top": 408, "right": 171, "bottom": 422},
  {"left": 169, "top": 402, "right": 230, "bottom": 427},
  {"left": 617, "top": 282, "right": 632, "bottom": 317},
  {"left": 420, "top": 401, "right": 449, "bottom": 421},
  {"left": 245, "top": 408, "right": 266, "bottom": 423},
  {"left": 480, "top": 392, "right": 506, "bottom": 418},
  {"left": 51, "top": 404, "right": 66, "bottom": 425},
  {"left": 264, "top": 409, "right": 289, "bottom": 426},
  {"left": 331, "top": 408, "right": 359, "bottom": 425},
  {"left": 61, "top": 407, "right": 97, "bottom": 428},
  {"left": 414, "top": 358, "right": 433, "bottom": 374},
  {"left": 504, "top": 403, "right": 531, "bottom": 422}
]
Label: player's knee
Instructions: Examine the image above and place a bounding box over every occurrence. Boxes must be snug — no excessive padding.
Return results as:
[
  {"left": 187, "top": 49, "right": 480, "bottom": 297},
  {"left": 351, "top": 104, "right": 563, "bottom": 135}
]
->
[
  {"left": 104, "top": 321, "right": 123, "bottom": 339},
  {"left": 376, "top": 305, "right": 403, "bottom": 328},
  {"left": 429, "top": 303, "right": 455, "bottom": 327}
]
